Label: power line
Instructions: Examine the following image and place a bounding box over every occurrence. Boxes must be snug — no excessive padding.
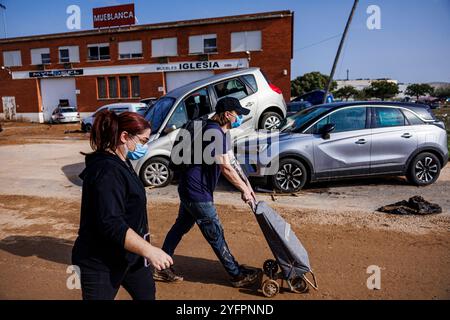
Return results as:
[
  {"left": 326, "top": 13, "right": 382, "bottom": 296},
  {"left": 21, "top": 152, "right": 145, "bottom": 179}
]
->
[{"left": 294, "top": 33, "right": 342, "bottom": 52}]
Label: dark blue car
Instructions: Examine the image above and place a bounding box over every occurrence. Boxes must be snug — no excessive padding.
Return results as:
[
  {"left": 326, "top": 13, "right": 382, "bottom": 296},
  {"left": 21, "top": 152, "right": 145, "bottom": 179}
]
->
[{"left": 287, "top": 90, "right": 334, "bottom": 116}]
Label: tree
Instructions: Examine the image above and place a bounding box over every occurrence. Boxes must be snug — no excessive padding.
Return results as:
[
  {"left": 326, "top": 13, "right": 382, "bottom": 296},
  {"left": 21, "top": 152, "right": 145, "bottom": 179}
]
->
[
  {"left": 334, "top": 85, "right": 358, "bottom": 101},
  {"left": 365, "top": 80, "right": 399, "bottom": 101},
  {"left": 433, "top": 85, "right": 450, "bottom": 99},
  {"left": 405, "top": 83, "right": 434, "bottom": 100},
  {"left": 291, "top": 72, "right": 337, "bottom": 97}
]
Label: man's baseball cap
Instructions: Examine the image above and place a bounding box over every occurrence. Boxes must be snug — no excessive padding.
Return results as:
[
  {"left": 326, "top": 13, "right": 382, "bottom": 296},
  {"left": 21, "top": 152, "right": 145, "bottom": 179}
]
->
[{"left": 215, "top": 97, "right": 250, "bottom": 115}]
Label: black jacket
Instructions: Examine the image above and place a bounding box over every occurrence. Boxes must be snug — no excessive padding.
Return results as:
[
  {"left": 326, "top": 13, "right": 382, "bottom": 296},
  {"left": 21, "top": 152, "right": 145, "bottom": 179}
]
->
[{"left": 72, "top": 151, "right": 148, "bottom": 271}]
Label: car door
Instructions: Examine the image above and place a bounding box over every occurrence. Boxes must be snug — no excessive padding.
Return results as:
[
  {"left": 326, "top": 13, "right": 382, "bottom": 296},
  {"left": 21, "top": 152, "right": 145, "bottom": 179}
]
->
[
  {"left": 212, "top": 77, "right": 258, "bottom": 139},
  {"left": 370, "top": 106, "right": 418, "bottom": 174},
  {"left": 311, "top": 106, "right": 372, "bottom": 179}
]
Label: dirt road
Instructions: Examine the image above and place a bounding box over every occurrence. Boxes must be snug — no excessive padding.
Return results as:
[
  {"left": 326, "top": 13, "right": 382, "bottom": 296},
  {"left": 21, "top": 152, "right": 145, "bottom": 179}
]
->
[{"left": 0, "top": 131, "right": 449, "bottom": 299}]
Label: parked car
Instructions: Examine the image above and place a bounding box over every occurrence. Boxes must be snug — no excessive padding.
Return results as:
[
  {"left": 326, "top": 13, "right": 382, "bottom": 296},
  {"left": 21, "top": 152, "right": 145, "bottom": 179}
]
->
[
  {"left": 290, "top": 90, "right": 334, "bottom": 105},
  {"left": 140, "top": 97, "right": 158, "bottom": 107},
  {"left": 132, "top": 67, "right": 287, "bottom": 187},
  {"left": 50, "top": 106, "right": 80, "bottom": 124},
  {"left": 287, "top": 90, "right": 333, "bottom": 117},
  {"left": 286, "top": 100, "right": 312, "bottom": 117},
  {"left": 236, "top": 101, "right": 448, "bottom": 193},
  {"left": 81, "top": 102, "right": 148, "bottom": 132}
]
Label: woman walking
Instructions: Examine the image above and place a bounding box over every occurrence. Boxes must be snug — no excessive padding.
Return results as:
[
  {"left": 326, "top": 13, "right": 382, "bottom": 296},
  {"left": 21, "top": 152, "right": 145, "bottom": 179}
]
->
[{"left": 72, "top": 110, "right": 172, "bottom": 300}]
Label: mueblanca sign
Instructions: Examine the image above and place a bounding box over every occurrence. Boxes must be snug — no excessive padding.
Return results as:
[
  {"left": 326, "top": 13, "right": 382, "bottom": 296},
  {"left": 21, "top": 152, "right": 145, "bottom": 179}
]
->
[{"left": 93, "top": 3, "right": 135, "bottom": 28}]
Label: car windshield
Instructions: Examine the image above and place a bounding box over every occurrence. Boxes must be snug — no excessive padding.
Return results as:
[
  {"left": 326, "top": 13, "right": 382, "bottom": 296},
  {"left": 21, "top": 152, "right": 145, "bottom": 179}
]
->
[
  {"left": 279, "top": 106, "right": 330, "bottom": 132},
  {"left": 145, "top": 97, "right": 176, "bottom": 133}
]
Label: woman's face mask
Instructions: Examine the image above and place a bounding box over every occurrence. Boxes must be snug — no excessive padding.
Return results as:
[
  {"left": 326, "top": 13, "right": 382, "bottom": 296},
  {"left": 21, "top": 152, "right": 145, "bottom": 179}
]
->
[{"left": 127, "top": 135, "right": 149, "bottom": 160}]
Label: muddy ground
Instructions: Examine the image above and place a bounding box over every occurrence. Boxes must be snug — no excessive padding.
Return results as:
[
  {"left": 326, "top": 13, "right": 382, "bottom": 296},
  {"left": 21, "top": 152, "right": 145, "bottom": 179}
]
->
[{"left": 0, "top": 122, "right": 449, "bottom": 300}]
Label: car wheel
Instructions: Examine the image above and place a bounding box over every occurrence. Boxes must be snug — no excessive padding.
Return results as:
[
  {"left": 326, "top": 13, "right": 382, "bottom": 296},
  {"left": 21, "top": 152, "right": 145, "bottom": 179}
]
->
[
  {"left": 140, "top": 157, "right": 173, "bottom": 188},
  {"left": 271, "top": 158, "right": 307, "bottom": 193},
  {"left": 407, "top": 152, "right": 441, "bottom": 186},
  {"left": 84, "top": 123, "right": 92, "bottom": 132},
  {"left": 259, "top": 112, "right": 282, "bottom": 130}
]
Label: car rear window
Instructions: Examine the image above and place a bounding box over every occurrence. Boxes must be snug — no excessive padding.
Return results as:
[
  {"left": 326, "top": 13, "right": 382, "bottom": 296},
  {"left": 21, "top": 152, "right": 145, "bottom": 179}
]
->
[
  {"left": 402, "top": 109, "right": 425, "bottom": 125},
  {"left": 374, "top": 107, "right": 407, "bottom": 127},
  {"left": 408, "top": 106, "right": 435, "bottom": 121},
  {"left": 241, "top": 74, "right": 258, "bottom": 92}
]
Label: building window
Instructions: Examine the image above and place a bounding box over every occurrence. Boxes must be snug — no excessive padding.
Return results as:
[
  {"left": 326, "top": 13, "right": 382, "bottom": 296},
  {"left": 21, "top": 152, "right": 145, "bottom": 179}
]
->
[
  {"left": 118, "top": 40, "right": 143, "bottom": 59},
  {"left": 59, "top": 46, "right": 80, "bottom": 63},
  {"left": 189, "top": 34, "right": 217, "bottom": 54},
  {"left": 120, "top": 76, "right": 130, "bottom": 98},
  {"left": 31, "top": 48, "right": 51, "bottom": 65},
  {"left": 97, "top": 77, "right": 107, "bottom": 99},
  {"left": 151, "top": 37, "right": 177, "bottom": 57},
  {"left": 88, "top": 43, "right": 110, "bottom": 61},
  {"left": 131, "top": 76, "right": 140, "bottom": 98},
  {"left": 231, "top": 31, "right": 262, "bottom": 52},
  {"left": 108, "top": 77, "right": 118, "bottom": 98},
  {"left": 2, "top": 50, "right": 22, "bottom": 67},
  {"left": 59, "top": 49, "right": 70, "bottom": 63},
  {"left": 97, "top": 76, "right": 140, "bottom": 99}
]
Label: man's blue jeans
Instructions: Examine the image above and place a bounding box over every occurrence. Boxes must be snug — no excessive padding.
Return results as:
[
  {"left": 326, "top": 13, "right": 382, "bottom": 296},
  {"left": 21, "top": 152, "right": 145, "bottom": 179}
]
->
[{"left": 162, "top": 200, "right": 241, "bottom": 277}]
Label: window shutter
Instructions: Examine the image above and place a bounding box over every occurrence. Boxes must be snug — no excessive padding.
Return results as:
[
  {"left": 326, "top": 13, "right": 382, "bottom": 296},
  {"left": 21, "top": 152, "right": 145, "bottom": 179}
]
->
[
  {"left": 231, "top": 32, "right": 246, "bottom": 52},
  {"left": 189, "top": 35, "right": 203, "bottom": 54},
  {"left": 31, "top": 48, "right": 50, "bottom": 65},
  {"left": 246, "top": 31, "right": 262, "bottom": 51},
  {"left": 118, "top": 40, "right": 142, "bottom": 55}
]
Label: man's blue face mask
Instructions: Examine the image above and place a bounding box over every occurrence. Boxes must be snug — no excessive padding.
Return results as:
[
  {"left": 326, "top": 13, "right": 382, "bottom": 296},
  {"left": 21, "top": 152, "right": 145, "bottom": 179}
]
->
[{"left": 231, "top": 114, "right": 243, "bottom": 129}]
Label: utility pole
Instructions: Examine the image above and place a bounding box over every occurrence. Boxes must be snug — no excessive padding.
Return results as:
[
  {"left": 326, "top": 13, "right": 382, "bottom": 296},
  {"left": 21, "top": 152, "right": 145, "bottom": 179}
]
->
[
  {"left": 323, "top": 0, "right": 359, "bottom": 104},
  {"left": 346, "top": 69, "right": 349, "bottom": 81},
  {"left": 0, "top": 2, "right": 7, "bottom": 39}
]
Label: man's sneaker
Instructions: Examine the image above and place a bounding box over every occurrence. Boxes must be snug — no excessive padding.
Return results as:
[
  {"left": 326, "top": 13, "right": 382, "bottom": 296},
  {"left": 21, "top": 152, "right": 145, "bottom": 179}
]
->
[
  {"left": 230, "top": 266, "right": 260, "bottom": 288},
  {"left": 152, "top": 267, "right": 184, "bottom": 282}
]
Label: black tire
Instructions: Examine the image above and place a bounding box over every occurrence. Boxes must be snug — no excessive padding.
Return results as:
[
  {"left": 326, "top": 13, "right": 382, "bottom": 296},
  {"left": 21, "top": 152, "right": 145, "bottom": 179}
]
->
[
  {"left": 259, "top": 111, "right": 283, "bottom": 130},
  {"left": 263, "top": 259, "right": 279, "bottom": 277},
  {"left": 139, "top": 156, "right": 173, "bottom": 188},
  {"left": 407, "top": 152, "right": 441, "bottom": 186},
  {"left": 84, "top": 123, "right": 92, "bottom": 132},
  {"left": 271, "top": 158, "right": 308, "bottom": 193}
]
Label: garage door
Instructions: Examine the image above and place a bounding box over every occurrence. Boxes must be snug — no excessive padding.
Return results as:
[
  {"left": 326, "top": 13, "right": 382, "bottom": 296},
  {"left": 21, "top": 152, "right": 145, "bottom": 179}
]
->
[
  {"left": 165, "top": 71, "right": 214, "bottom": 93},
  {"left": 40, "top": 78, "right": 77, "bottom": 122}
]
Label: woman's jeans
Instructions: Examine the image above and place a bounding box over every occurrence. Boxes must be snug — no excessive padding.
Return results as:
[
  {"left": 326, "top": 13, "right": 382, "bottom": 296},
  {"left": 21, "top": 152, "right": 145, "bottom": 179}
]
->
[
  {"left": 80, "top": 262, "right": 155, "bottom": 300},
  {"left": 162, "top": 201, "right": 241, "bottom": 277}
]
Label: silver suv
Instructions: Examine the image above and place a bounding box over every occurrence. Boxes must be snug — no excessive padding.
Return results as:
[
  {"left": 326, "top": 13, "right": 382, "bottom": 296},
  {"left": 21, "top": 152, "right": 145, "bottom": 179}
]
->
[
  {"left": 134, "top": 68, "right": 287, "bottom": 187},
  {"left": 237, "top": 102, "right": 448, "bottom": 193}
]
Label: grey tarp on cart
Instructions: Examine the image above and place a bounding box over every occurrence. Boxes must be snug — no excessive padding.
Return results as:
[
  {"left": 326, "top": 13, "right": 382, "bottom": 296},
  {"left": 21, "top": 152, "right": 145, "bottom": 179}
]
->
[{"left": 255, "top": 201, "right": 311, "bottom": 279}]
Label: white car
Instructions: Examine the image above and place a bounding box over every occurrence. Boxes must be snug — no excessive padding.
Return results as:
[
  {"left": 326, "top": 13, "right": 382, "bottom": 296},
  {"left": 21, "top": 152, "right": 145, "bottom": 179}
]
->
[
  {"left": 51, "top": 107, "right": 80, "bottom": 123},
  {"left": 133, "top": 67, "right": 287, "bottom": 187},
  {"left": 81, "top": 103, "right": 148, "bottom": 132}
]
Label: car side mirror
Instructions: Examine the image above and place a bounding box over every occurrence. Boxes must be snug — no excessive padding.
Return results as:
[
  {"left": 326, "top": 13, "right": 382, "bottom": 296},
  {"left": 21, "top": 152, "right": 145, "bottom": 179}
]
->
[
  {"left": 321, "top": 123, "right": 335, "bottom": 139},
  {"left": 164, "top": 125, "right": 177, "bottom": 134}
]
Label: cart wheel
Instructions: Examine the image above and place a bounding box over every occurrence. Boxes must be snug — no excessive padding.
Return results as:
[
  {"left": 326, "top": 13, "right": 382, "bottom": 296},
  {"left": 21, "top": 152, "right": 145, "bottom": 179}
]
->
[
  {"left": 262, "top": 279, "right": 279, "bottom": 298},
  {"left": 289, "top": 276, "right": 308, "bottom": 293},
  {"left": 263, "top": 259, "right": 279, "bottom": 277}
]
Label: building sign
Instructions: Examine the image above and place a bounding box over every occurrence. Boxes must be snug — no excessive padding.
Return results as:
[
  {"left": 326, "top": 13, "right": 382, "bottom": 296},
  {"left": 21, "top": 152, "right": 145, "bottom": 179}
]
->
[
  {"left": 93, "top": 3, "right": 135, "bottom": 28},
  {"left": 29, "top": 69, "right": 84, "bottom": 78},
  {"left": 155, "top": 59, "right": 248, "bottom": 72},
  {"left": 12, "top": 59, "right": 248, "bottom": 79}
]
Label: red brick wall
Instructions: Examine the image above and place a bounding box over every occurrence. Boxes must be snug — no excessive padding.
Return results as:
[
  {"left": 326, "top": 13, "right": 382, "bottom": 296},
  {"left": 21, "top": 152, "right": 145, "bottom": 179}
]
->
[{"left": 0, "top": 13, "right": 292, "bottom": 115}]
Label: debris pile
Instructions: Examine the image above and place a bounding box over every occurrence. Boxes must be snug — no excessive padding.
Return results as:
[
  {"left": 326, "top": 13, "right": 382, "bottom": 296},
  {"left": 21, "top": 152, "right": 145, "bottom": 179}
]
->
[{"left": 378, "top": 196, "right": 442, "bottom": 215}]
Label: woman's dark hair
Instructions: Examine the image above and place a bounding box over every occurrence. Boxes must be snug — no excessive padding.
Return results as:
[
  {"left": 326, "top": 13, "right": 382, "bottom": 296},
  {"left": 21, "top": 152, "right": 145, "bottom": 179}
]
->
[{"left": 90, "top": 109, "right": 151, "bottom": 152}]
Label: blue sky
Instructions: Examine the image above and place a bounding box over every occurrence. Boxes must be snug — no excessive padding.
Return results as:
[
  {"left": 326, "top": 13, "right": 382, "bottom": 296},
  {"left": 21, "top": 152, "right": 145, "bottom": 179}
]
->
[{"left": 0, "top": 0, "right": 449, "bottom": 83}]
